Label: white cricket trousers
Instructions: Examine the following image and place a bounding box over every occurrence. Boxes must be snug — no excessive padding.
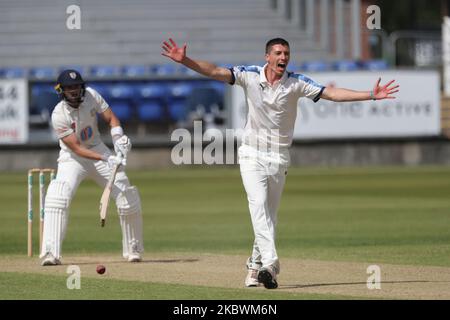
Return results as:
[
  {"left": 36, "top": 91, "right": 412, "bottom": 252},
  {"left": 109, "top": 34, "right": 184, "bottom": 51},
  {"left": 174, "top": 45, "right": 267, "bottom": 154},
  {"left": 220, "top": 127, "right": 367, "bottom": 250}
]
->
[{"left": 238, "top": 144, "right": 290, "bottom": 272}]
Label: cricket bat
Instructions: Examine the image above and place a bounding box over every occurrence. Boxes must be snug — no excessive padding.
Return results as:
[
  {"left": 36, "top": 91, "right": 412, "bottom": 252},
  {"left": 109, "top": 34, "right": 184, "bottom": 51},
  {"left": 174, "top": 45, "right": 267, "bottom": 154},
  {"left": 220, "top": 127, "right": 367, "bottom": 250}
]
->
[{"left": 99, "top": 161, "right": 121, "bottom": 227}]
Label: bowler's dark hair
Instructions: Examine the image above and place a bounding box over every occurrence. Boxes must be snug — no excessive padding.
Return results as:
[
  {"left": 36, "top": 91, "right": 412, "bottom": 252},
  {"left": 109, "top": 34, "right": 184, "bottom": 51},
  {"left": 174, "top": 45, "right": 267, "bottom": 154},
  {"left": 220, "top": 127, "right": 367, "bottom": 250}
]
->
[{"left": 265, "top": 38, "right": 290, "bottom": 54}]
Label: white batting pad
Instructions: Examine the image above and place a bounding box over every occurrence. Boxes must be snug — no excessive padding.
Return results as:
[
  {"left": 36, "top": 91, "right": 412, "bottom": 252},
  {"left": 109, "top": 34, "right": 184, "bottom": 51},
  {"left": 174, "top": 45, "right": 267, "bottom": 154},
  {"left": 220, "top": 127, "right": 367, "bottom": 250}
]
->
[
  {"left": 116, "top": 186, "right": 144, "bottom": 258},
  {"left": 40, "top": 180, "right": 71, "bottom": 259}
]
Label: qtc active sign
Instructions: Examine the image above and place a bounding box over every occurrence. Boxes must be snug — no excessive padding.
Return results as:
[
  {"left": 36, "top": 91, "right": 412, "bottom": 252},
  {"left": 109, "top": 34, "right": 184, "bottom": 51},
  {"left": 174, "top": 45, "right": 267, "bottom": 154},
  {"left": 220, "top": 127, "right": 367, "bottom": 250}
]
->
[{"left": 229, "top": 70, "right": 440, "bottom": 140}]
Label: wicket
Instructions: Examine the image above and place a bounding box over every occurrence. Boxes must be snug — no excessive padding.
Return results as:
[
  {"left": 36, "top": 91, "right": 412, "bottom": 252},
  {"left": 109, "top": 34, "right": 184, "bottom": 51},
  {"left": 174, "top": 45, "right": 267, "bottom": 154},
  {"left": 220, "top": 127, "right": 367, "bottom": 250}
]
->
[{"left": 27, "top": 168, "right": 55, "bottom": 257}]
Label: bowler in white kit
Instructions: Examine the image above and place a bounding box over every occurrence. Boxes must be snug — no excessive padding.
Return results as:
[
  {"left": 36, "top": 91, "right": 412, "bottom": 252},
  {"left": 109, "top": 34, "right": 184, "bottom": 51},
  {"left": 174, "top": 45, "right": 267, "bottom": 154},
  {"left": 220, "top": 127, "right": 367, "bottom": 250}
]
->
[
  {"left": 40, "top": 70, "right": 144, "bottom": 266},
  {"left": 162, "top": 37, "right": 398, "bottom": 288}
]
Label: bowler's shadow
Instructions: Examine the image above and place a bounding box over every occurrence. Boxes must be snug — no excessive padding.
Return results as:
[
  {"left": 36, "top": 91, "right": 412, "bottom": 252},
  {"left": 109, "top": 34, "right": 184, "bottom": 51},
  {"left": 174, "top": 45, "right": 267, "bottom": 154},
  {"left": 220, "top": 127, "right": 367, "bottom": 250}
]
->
[{"left": 279, "top": 280, "right": 450, "bottom": 289}]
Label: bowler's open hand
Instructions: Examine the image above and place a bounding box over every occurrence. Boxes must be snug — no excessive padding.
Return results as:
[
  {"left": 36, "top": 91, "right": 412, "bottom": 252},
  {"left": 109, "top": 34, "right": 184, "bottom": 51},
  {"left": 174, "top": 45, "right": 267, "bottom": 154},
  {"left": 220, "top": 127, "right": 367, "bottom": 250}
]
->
[
  {"left": 373, "top": 78, "right": 399, "bottom": 100},
  {"left": 161, "top": 38, "right": 186, "bottom": 63}
]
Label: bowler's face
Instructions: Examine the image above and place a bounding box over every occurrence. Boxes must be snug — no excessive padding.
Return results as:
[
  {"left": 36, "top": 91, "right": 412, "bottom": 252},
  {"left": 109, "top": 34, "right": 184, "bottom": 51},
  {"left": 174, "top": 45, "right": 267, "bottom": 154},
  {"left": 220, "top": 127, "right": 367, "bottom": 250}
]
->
[{"left": 265, "top": 44, "right": 290, "bottom": 76}]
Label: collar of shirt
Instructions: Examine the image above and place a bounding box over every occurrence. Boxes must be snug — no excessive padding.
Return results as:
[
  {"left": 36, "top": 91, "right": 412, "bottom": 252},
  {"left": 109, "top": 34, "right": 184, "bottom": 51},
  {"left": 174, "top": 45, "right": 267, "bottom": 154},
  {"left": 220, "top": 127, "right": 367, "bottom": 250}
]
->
[{"left": 260, "top": 64, "right": 288, "bottom": 88}]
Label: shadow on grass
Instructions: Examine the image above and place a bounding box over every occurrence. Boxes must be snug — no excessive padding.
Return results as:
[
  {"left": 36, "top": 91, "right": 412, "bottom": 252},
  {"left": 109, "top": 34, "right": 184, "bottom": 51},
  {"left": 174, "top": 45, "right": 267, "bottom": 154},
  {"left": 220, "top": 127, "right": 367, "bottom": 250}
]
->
[
  {"left": 279, "top": 280, "right": 450, "bottom": 289},
  {"left": 70, "top": 258, "right": 200, "bottom": 266}
]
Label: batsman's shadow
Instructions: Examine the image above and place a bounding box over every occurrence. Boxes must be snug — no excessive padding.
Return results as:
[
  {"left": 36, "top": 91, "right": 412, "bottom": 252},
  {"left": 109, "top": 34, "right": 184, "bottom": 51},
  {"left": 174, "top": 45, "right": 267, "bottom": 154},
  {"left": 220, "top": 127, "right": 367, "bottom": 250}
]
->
[
  {"left": 73, "top": 258, "right": 199, "bottom": 265},
  {"left": 279, "top": 280, "right": 450, "bottom": 289},
  {"left": 140, "top": 258, "right": 200, "bottom": 264}
]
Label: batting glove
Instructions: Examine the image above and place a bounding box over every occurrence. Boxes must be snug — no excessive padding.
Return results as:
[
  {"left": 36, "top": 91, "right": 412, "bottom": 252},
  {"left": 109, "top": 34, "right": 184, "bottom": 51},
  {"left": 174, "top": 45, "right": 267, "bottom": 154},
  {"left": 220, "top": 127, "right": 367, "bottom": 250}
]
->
[
  {"left": 105, "top": 154, "right": 126, "bottom": 168},
  {"left": 114, "top": 135, "right": 132, "bottom": 158}
]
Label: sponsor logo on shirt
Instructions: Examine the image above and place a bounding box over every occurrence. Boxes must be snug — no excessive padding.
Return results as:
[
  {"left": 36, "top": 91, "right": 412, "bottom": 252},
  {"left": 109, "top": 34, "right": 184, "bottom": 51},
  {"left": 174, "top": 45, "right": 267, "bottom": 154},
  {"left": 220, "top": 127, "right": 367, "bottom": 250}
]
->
[{"left": 80, "top": 126, "right": 93, "bottom": 141}]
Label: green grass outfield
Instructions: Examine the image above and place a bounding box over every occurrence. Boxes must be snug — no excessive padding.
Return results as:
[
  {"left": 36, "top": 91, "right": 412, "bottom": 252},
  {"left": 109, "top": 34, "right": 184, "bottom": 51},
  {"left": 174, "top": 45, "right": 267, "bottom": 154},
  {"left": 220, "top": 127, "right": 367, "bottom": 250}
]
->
[
  {"left": 0, "top": 272, "right": 355, "bottom": 300},
  {"left": 1, "top": 165, "right": 449, "bottom": 299}
]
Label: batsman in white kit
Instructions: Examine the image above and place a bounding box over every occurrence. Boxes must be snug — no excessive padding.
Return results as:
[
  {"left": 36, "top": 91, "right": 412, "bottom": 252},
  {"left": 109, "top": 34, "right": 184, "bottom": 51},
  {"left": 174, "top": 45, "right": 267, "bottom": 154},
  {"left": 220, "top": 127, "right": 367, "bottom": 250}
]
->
[
  {"left": 162, "top": 38, "right": 398, "bottom": 288},
  {"left": 40, "top": 70, "right": 144, "bottom": 266}
]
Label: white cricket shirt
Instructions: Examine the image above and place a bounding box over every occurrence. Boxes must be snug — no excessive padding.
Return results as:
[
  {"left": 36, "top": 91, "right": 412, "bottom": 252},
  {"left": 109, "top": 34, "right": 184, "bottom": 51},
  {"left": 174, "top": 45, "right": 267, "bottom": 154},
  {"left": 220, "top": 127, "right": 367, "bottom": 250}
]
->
[
  {"left": 231, "top": 64, "right": 324, "bottom": 149},
  {"left": 51, "top": 87, "right": 109, "bottom": 154}
]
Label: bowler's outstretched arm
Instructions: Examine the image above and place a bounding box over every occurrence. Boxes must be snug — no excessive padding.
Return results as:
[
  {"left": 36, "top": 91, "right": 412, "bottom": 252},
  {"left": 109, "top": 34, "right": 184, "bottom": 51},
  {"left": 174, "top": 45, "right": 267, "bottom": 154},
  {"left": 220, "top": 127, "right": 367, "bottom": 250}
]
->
[
  {"left": 161, "top": 38, "right": 233, "bottom": 83},
  {"left": 321, "top": 78, "right": 399, "bottom": 102}
]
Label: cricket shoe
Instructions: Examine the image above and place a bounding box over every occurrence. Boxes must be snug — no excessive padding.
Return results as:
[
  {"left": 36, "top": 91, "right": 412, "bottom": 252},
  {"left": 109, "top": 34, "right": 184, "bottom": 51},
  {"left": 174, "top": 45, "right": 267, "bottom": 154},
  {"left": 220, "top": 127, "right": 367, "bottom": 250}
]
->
[
  {"left": 258, "top": 266, "right": 278, "bottom": 289},
  {"left": 127, "top": 252, "right": 142, "bottom": 262},
  {"left": 128, "top": 254, "right": 141, "bottom": 262},
  {"left": 41, "top": 253, "right": 61, "bottom": 266},
  {"left": 245, "top": 268, "right": 260, "bottom": 287},
  {"left": 127, "top": 241, "right": 142, "bottom": 262},
  {"left": 245, "top": 257, "right": 262, "bottom": 287}
]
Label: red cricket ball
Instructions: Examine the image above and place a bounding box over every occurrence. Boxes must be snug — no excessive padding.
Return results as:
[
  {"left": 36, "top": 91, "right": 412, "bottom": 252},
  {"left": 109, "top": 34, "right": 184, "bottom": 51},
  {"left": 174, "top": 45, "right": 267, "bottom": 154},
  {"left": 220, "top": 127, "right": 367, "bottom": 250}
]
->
[{"left": 96, "top": 264, "right": 106, "bottom": 275}]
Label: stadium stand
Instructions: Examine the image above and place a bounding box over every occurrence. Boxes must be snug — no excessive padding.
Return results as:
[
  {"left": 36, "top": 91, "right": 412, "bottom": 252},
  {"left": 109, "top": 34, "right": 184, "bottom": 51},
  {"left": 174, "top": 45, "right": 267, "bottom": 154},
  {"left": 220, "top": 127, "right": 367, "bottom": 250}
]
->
[
  {"left": 109, "top": 101, "right": 134, "bottom": 122},
  {"left": 136, "top": 83, "right": 168, "bottom": 123},
  {"left": 0, "top": 67, "right": 27, "bottom": 78},
  {"left": 89, "top": 65, "right": 122, "bottom": 78},
  {"left": 29, "top": 85, "right": 60, "bottom": 128},
  {"left": 0, "top": 0, "right": 390, "bottom": 139},
  {"left": 122, "top": 65, "right": 150, "bottom": 78},
  {"left": 29, "top": 66, "right": 58, "bottom": 80},
  {"left": 0, "top": 0, "right": 328, "bottom": 68},
  {"left": 151, "top": 64, "right": 179, "bottom": 76},
  {"left": 361, "top": 59, "right": 389, "bottom": 71},
  {"left": 333, "top": 60, "right": 360, "bottom": 71},
  {"left": 301, "top": 61, "right": 333, "bottom": 72}
]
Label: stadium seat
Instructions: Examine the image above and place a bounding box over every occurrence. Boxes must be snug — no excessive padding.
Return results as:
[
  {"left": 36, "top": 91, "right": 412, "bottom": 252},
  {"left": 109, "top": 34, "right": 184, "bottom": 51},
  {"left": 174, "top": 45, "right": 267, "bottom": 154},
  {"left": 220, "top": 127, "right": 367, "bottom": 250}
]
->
[
  {"left": 333, "top": 60, "right": 359, "bottom": 71},
  {"left": 137, "top": 83, "right": 168, "bottom": 100},
  {"left": 29, "top": 67, "right": 57, "bottom": 79},
  {"left": 0, "top": 67, "right": 27, "bottom": 78},
  {"left": 88, "top": 83, "right": 109, "bottom": 98},
  {"left": 178, "top": 65, "right": 199, "bottom": 76},
  {"left": 136, "top": 100, "right": 166, "bottom": 122},
  {"left": 89, "top": 65, "right": 121, "bottom": 78},
  {"left": 362, "top": 60, "right": 389, "bottom": 71},
  {"left": 135, "top": 83, "right": 168, "bottom": 123},
  {"left": 109, "top": 102, "right": 134, "bottom": 122},
  {"left": 165, "top": 82, "right": 197, "bottom": 123},
  {"left": 151, "top": 64, "right": 178, "bottom": 76},
  {"left": 31, "top": 84, "right": 55, "bottom": 96},
  {"left": 169, "top": 82, "right": 194, "bottom": 99},
  {"left": 108, "top": 83, "right": 135, "bottom": 100},
  {"left": 208, "top": 81, "right": 226, "bottom": 95},
  {"left": 186, "top": 87, "right": 223, "bottom": 114},
  {"left": 301, "top": 61, "right": 332, "bottom": 72},
  {"left": 167, "top": 99, "right": 188, "bottom": 122},
  {"left": 29, "top": 85, "right": 60, "bottom": 126},
  {"left": 87, "top": 81, "right": 111, "bottom": 102},
  {"left": 106, "top": 84, "right": 135, "bottom": 122},
  {"left": 122, "top": 65, "right": 149, "bottom": 77}
]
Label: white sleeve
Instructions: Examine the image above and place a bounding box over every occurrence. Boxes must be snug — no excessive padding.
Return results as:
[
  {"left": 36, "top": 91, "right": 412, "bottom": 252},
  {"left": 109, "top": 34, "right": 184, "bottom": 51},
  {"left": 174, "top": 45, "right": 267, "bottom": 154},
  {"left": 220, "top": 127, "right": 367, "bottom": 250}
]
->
[
  {"left": 294, "top": 74, "right": 325, "bottom": 102},
  {"left": 86, "top": 87, "right": 109, "bottom": 113},
  {"left": 51, "top": 109, "right": 73, "bottom": 139},
  {"left": 230, "top": 66, "right": 249, "bottom": 88}
]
